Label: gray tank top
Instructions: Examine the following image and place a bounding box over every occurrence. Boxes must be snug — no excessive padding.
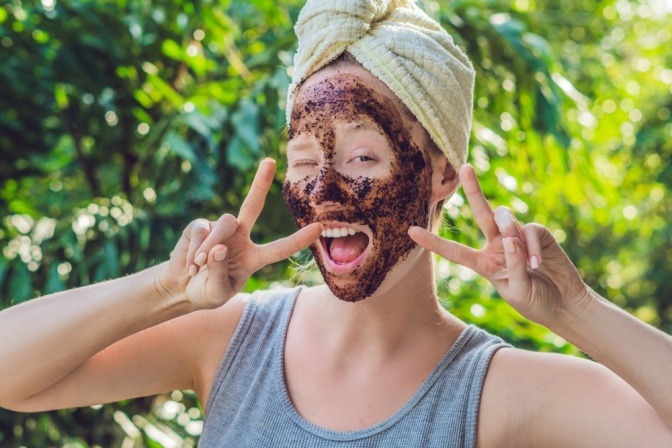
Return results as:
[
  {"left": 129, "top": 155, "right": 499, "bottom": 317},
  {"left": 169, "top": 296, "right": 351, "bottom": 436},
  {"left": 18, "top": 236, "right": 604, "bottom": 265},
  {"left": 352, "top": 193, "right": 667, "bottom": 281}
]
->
[{"left": 199, "top": 287, "right": 509, "bottom": 447}]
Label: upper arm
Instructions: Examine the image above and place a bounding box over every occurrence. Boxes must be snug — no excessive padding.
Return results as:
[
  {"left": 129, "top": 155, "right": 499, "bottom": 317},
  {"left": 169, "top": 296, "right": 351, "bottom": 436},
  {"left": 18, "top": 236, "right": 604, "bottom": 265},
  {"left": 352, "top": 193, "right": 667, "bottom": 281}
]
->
[
  {"left": 478, "top": 347, "right": 672, "bottom": 448},
  {"left": 11, "top": 294, "right": 249, "bottom": 413}
]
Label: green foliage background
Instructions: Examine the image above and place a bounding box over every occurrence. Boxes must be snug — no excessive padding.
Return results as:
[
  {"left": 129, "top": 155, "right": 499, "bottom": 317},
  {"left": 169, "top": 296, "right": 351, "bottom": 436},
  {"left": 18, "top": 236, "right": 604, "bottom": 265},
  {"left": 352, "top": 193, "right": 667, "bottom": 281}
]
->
[{"left": 1, "top": 0, "right": 670, "bottom": 446}]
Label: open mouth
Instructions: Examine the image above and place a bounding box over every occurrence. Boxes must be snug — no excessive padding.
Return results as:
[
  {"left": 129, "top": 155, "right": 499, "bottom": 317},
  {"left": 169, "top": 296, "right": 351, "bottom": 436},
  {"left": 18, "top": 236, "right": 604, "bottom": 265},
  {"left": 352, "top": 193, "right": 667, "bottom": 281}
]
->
[{"left": 318, "top": 224, "right": 371, "bottom": 274}]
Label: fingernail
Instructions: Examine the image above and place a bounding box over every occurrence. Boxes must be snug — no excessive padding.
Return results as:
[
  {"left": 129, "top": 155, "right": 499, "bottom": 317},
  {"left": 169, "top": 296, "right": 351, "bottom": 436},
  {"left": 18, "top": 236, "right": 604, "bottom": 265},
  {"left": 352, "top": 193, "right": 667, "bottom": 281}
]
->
[
  {"left": 494, "top": 208, "right": 514, "bottom": 228},
  {"left": 194, "top": 252, "right": 207, "bottom": 266},
  {"left": 502, "top": 238, "right": 516, "bottom": 254},
  {"left": 530, "top": 255, "right": 540, "bottom": 269},
  {"left": 214, "top": 248, "right": 228, "bottom": 262},
  {"left": 188, "top": 265, "right": 198, "bottom": 276}
]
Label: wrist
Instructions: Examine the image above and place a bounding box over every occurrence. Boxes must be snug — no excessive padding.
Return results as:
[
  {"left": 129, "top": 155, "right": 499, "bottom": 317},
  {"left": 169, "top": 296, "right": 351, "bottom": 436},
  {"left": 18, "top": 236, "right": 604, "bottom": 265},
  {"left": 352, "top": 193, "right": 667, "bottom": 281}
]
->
[
  {"left": 151, "top": 263, "right": 192, "bottom": 310},
  {"left": 548, "top": 283, "right": 599, "bottom": 335}
]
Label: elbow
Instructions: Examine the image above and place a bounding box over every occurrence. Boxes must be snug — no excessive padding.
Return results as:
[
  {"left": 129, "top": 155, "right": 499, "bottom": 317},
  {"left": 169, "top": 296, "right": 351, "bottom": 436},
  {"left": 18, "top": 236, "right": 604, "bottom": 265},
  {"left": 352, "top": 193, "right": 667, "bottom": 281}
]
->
[{"left": 0, "top": 390, "right": 43, "bottom": 413}]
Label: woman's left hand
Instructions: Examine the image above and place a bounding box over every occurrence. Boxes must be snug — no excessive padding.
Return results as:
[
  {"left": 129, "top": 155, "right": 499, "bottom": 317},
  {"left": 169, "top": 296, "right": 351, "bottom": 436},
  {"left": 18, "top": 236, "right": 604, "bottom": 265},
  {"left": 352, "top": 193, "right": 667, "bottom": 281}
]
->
[{"left": 409, "top": 164, "right": 592, "bottom": 327}]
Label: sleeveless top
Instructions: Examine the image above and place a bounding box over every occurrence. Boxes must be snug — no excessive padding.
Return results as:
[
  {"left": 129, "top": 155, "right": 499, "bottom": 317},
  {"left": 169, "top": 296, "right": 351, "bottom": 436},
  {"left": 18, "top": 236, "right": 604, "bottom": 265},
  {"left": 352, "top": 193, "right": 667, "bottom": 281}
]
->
[{"left": 198, "top": 287, "right": 510, "bottom": 448}]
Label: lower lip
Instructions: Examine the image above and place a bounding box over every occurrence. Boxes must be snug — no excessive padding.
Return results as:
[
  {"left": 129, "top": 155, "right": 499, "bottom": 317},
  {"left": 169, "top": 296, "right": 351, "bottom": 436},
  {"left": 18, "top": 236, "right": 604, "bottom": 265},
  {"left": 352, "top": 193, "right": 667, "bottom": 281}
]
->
[{"left": 319, "top": 236, "right": 370, "bottom": 275}]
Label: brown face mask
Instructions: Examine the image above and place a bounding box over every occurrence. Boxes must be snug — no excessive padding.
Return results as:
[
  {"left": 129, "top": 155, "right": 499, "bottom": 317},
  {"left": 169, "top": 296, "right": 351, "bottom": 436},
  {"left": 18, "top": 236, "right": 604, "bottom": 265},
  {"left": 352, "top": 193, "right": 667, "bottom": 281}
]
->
[{"left": 282, "top": 73, "right": 433, "bottom": 302}]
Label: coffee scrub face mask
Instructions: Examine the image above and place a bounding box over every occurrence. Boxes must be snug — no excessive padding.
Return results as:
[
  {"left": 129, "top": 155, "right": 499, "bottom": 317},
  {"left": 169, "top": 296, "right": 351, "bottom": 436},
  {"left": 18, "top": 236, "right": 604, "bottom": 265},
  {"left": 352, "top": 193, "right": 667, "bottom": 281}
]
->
[{"left": 282, "top": 72, "right": 433, "bottom": 302}]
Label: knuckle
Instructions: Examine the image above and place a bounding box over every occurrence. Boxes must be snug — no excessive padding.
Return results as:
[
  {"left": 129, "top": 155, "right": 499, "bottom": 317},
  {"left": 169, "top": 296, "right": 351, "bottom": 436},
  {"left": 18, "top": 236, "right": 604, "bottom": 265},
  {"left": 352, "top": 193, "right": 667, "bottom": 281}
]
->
[
  {"left": 186, "top": 218, "right": 209, "bottom": 233},
  {"left": 526, "top": 222, "right": 546, "bottom": 233},
  {"left": 218, "top": 213, "right": 236, "bottom": 225},
  {"left": 192, "top": 226, "right": 210, "bottom": 239}
]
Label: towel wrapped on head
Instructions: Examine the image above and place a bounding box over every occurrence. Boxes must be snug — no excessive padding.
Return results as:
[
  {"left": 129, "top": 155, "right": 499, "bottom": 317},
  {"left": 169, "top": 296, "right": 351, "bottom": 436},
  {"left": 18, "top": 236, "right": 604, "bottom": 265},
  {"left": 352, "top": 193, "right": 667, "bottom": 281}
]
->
[{"left": 286, "top": 0, "right": 475, "bottom": 169}]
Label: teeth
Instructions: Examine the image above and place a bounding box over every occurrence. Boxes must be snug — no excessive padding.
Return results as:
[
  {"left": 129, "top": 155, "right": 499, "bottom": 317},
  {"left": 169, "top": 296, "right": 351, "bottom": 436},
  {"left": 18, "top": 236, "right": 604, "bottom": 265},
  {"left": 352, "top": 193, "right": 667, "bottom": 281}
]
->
[{"left": 321, "top": 227, "right": 357, "bottom": 238}]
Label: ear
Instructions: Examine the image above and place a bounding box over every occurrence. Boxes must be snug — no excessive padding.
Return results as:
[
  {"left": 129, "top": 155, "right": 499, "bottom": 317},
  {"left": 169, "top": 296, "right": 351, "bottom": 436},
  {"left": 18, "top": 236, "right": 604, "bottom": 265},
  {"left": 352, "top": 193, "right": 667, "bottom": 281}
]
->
[{"left": 430, "top": 154, "right": 459, "bottom": 203}]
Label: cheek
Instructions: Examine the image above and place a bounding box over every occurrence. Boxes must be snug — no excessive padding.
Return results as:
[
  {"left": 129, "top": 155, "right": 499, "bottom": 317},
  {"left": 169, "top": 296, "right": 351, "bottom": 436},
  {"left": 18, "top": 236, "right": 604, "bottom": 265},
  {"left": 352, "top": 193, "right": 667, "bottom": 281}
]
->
[{"left": 282, "top": 180, "right": 315, "bottom": 225}]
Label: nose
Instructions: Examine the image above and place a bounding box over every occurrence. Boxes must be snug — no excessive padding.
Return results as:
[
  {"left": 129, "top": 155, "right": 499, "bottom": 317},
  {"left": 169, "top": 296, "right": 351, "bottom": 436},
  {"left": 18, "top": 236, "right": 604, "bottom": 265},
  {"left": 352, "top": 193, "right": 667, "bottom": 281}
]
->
[{"left": 309, "top": 164, "right": 349, "bottom": 207}]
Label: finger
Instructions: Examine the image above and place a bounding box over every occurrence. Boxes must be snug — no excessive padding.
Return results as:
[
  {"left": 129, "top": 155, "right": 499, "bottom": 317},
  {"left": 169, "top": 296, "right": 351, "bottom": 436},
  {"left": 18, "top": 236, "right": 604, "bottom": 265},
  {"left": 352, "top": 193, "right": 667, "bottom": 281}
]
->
[
  {"left": 186, "top": 219, "right": 212, "bottom": 274},
  {"left": 255, "top": 223, "right": 322, "bottom": 269},
  {"left": 193, "top": 214, "right": 238, "bottom": 267},
  {"left": 408, "top": 226, "right": 480, "bottom": 273},
  {"left": 237, "top": 158, "right": 276, "bottom": 233},
  {"left": 522, "top": 223, "right": 543, "bottom": 269},
  {"left": 501, "top": 237, "right": 531, "bottom": 296},
  {"left": 493, "top": 206, "right": 524, "bottom": 241},
  {"left": 459, "top": 164, "right": 500, "bottom": 241},
  {"left": 204, "top": 244, "right": 229, "bottom": 304}
]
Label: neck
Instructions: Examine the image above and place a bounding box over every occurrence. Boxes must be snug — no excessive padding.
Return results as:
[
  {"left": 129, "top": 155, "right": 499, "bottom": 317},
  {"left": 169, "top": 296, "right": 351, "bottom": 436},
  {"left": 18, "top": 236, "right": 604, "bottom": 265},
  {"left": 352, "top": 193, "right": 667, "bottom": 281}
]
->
[{"left": 315, "top": 247, "right": 455, "bottom": 359}]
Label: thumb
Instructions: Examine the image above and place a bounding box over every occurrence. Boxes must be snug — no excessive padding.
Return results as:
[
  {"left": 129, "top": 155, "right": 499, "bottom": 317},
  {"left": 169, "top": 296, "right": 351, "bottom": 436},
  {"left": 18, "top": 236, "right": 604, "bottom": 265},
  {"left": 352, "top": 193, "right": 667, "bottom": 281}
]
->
[
  {"left": 408, "top": 226, "right": 480, "bottom": 273},
  {"left": 205, "top": 244, "right": 230, "bottom": 290},
  {"left": 255, "top": 223, "right": 323, "bottom": 269},
  {"left": 501, "top": 237, "right": 531, "bottom": 298}
]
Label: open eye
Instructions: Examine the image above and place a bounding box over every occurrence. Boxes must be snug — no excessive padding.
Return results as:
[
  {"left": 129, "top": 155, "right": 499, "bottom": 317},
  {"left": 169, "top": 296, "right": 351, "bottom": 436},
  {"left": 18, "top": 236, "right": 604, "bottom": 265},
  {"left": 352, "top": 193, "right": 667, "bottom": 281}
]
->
[
  {"left": 348, "top": 148, "right": 377, "bottom": 164},
  {"left": 351, "top": 155, "right": 375, "bottom": 163}
]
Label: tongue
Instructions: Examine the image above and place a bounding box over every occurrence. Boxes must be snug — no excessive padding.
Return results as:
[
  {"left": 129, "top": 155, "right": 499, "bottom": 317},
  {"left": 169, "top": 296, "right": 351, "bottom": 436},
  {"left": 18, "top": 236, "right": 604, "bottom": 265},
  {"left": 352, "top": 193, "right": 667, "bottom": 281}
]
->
[{"left": 329, "top": 233, "right": 368, "bottom": 264}]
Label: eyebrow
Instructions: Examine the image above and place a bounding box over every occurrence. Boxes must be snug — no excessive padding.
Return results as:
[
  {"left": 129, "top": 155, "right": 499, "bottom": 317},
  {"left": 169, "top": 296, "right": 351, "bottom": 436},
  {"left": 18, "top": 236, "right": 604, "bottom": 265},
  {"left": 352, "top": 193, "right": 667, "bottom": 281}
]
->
[
  {"left": 286, "top": 139, "right": 315, "bottom": 153},
  {"left": 341, "top": 120, "right": 379, "bottom": 132}
]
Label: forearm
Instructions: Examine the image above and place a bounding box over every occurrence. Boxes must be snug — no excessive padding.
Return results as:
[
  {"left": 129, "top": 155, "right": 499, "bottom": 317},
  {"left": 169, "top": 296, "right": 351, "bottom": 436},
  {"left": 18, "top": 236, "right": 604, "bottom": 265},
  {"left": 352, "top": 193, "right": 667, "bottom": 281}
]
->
[
  {"left": 0, "top": 263, "right": 194, "bottom": 405},
  {"left": 552, "top": 287, "right": 672, "bottom": 428}
]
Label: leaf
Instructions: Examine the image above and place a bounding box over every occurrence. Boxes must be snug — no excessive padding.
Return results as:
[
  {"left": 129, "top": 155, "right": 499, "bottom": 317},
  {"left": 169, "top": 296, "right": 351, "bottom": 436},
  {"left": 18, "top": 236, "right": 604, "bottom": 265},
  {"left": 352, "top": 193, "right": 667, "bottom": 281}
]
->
[
  {"left": 230, "top": 98, "right": 260, "bottom": 152},
  {"left": 183, "top": 111, "right": 213, "bottom": 139},
  {"left": 146, "top": 75, "right": 185, "bottom": 107},
  {"left": 164, "top": 131, "right": 196, "bottom": 162},
  {"left": 45, "top": 263, "right": 66, "bottom": 294},
  {"left": 0, "top": 257, "right": 8, "bottom": 295},
  {"left": 94, "top": 240, "right": 120, "bottom": 281},
  {"left": 10, "top": 262, "right": 32, "bottom": 304},
  {"left": 226, "top": 135, "right": 255, "bottom": 170},
  {"left": 161, "top": 39, "right": 184, "bottom": 61}
]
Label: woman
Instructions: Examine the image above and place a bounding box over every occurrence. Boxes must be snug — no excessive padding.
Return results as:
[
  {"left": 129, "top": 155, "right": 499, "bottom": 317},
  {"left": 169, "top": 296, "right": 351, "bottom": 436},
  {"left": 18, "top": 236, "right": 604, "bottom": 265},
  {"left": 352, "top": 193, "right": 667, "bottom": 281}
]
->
[{"left": 1, "top": 1, "right": 671, "bottom": 446}]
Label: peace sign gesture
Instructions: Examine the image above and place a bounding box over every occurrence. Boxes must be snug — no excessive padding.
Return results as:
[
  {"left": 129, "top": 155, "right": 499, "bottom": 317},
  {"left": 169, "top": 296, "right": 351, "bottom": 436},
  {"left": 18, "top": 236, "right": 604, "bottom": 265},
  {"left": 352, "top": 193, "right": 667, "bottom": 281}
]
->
[
  {"left": 409, "top": 164, "right": 591, "bottom": 327},
  {"left": 156, "top": 158, "right": 322, "bottom": 309}
]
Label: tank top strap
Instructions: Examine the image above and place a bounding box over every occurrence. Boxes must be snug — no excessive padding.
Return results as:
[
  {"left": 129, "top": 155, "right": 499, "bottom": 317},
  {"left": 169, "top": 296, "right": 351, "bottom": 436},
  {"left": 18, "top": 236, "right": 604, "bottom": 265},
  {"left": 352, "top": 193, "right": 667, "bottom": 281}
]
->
[
  {"left": 199, "top": 288, "right": 510, "bottom": 448},
  {"left": 203, "top": 286, "right": 300, "bottom": 418}
]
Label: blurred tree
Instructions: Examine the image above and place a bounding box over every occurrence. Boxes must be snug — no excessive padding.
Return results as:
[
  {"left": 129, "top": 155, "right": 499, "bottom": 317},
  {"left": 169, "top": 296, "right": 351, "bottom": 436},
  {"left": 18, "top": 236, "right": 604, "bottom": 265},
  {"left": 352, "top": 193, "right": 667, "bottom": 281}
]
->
[{"left": 0, "top": 0, "right": 670, "bottom": 446}]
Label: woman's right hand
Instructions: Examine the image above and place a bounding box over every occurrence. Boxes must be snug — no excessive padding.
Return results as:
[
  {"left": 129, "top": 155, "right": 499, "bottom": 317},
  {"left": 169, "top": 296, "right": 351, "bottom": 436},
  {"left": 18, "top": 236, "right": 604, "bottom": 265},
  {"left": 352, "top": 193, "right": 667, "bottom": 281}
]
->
[{"left": 156, "top": 158, "right": 322, "bottom": 309}]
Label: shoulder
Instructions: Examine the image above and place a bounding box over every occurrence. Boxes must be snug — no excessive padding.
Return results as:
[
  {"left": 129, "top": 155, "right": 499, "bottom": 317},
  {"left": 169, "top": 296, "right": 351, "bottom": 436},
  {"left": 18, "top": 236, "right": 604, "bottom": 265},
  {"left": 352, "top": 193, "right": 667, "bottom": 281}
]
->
[
  {"left": 195, "top": 286, "right": 303, "bottom": 402},
  {"left": 188, "top": 293, "right": 251, "bottom": 401},
  {"left": 477, "top": 347, "right": 672, "bottom": 447}
]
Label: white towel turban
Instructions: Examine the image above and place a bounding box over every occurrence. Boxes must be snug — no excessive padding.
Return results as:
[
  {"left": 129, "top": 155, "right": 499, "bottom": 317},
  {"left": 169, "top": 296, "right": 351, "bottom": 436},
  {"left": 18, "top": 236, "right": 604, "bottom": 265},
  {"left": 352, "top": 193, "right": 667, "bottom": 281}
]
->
[{"left": 286, "top": 0, "right": 475, "bottom": 168}]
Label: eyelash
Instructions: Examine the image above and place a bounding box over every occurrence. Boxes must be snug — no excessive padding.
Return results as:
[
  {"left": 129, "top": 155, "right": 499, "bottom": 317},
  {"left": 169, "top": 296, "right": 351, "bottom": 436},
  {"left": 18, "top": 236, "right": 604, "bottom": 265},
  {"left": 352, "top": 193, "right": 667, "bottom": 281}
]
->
[
  {"left": 292, "top": 159, "right": 318, "bottom": 168},
  {"left": 351, "top": 155, "right": 376, "bottom": 163},
  {"left": 290, "top": 154, "right": 376, "bottom": 168}
]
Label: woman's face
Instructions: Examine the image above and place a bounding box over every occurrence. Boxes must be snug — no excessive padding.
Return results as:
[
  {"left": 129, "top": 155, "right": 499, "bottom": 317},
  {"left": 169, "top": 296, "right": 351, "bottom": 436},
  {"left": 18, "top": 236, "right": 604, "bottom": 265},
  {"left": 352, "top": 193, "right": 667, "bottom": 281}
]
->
[{"left": 283, "top": 65, "right": 433, "bottom": 302}]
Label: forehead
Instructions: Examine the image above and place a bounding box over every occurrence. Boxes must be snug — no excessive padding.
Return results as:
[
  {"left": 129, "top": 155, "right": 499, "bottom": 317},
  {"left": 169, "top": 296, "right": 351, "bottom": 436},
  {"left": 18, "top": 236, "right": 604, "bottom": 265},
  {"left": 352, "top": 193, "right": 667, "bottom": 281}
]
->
[
  {"left": 288, "top": 65, "right": 432, "bottom": 167},
  {"left": 298, "top": 64, "right": 390, "bottom": 97},
  {"left": 291, "top": 66, "right": 415, "bottom": 124}
]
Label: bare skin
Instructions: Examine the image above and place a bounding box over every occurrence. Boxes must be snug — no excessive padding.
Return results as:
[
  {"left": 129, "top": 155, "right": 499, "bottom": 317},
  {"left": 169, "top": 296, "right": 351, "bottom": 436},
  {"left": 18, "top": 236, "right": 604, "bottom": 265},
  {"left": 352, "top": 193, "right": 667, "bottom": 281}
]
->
[
  {"left": 0, "top": 159, "right": 323, "bottom": 411},
  {"left": 410, "top": 164, "right": 672, "bottom": 446},
  {"left": 0, "top": 63, "right": 670, "bottom": 447}
]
